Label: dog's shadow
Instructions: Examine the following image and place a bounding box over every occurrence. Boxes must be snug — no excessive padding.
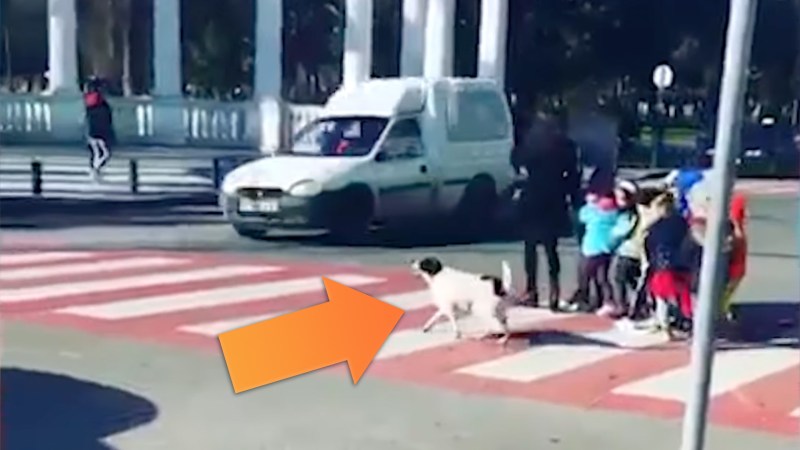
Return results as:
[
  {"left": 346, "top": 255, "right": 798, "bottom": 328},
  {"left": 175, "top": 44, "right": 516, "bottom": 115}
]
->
[{"left": 522, "top": 329, "right": 623, "bottom": 349}]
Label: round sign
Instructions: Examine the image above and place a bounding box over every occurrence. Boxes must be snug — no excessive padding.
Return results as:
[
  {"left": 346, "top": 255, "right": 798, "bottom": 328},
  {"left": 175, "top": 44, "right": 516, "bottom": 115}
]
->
[{"left": 652, "top": 64, "right": 674, "bottom": 90}]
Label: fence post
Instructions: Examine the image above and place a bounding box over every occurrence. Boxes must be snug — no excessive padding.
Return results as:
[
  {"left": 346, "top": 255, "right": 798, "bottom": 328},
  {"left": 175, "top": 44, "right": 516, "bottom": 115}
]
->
[
  {"left": 31, "top": 160, "right": 43, "bottom": 196},
  {"left": 129, "top": 160, "right": 139, "bottom": 194},
  {"left": 212, "top": 157, "right": 221, "bottom": 190}
]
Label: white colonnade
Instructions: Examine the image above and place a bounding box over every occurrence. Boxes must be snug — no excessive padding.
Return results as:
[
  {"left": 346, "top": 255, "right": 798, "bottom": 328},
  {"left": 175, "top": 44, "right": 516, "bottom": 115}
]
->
[
  {"left": 400, "top": 0, "right": 428, "bottom": 76},
  {"left": 46, "top": 0, "right": 79, "bottom": 94},
  {"left": 153, "top": 0, "right": 182, "bottom": 97},
  {"left": 477, "top": 0, "right": 509, "bottom": 89},
  {"left": 35, "top": 0, "right": 509, "bottom": 144},
  {"left": 39, "top": 0, "right": 509, "bottom": 94}
]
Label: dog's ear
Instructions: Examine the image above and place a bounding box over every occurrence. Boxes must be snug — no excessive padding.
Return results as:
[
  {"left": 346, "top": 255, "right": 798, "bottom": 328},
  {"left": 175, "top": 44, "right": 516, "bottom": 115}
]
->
[{"left": 418, "top": 257, "right": 443, "bottom": 276}]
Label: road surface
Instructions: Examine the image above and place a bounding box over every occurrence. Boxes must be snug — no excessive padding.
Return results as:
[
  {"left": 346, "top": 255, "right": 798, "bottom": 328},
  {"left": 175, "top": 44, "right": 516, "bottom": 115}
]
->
[{"left": 1, "top": 191, "right": 798, "bottom": 450}]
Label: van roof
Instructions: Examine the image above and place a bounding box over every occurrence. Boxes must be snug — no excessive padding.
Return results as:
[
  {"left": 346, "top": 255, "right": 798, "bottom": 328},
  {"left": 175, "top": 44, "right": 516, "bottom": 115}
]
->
[{"left": 324, "top": 77, "right": 503, "bottom": 118}]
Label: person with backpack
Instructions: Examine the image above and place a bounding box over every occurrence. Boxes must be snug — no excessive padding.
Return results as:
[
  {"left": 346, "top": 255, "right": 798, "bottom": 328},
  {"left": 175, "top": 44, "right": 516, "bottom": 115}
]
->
[{"left": 83, "top": 76, "right": 116, "bottom": 182}]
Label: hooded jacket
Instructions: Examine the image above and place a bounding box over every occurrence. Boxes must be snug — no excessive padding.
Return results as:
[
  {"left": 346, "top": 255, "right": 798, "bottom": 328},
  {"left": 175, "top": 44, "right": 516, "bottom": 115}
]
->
[
  {"left": 578, "top": 196, "right": 620, "bottom": 257},
  {"left": 84, "top": 90, "right": 115, "bottom": 143}
]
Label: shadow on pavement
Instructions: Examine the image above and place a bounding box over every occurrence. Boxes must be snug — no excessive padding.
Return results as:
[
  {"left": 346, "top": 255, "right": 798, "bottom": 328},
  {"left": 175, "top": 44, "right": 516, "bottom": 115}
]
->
[
  {"left": 1, "top": 367, "right": 158, "bottom": 450},
  {"left": 0, "top": 194, "right": 222, "bottom": 229},
  {"left": 502, "top": 301, "right": 797, "bottom": 351},
  {"left": 265, "top": 223, "right": 527, "bottom": 248},
  {"left": 725, "top": 301, "right": 799, "bottom": 347},
  {"left": 749, "top": 251, "right": 799, "bottom": 260},
  {"left": 0, "top": 195, "right": 533, "bottom": 247}
]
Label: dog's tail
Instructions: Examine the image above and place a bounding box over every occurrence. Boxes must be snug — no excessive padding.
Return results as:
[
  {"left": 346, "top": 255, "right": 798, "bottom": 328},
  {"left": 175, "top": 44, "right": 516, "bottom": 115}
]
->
[{"left": 501, "top": 260, "right": 513, "bottom": 296}]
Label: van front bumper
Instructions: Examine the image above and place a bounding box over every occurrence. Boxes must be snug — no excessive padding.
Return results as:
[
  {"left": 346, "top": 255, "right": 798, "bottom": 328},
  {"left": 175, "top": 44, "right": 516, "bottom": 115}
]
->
[{"left": 219, "top": 190, "right": 332, "bottom": 230}]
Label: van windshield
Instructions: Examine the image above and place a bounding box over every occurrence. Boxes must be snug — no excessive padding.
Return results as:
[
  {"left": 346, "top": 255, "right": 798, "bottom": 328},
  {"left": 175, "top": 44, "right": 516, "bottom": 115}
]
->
[{"left": 284, "top": 117, "right": 389, "bottom": 157}]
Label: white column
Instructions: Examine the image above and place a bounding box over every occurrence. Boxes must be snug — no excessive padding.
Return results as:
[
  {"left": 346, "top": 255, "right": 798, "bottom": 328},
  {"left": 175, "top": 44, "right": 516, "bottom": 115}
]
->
[
  {"left": 254, "top": 0, "right": 284, "bottom": 153},
  {"left": 423, "top": 0, "right": 455, "bottom": 78},
  {"left": 153, "top": 0, "right": 182, "bottom": 96},
  {"left": 254, "top": 0, "right": 282, "bottom": 99},
  {"left": 342, "top": 0, "right": 373, "bottom": 89},
  {"left": 152, "top": 0, "right": 183, "bottom": 144},
  {"left": 46, "top": 0, "right": 79, "bottom": 94},
  {"left": 400, "top": 0, "right": 428, "bottom": 77},
  {"left": 477, "top": 0, "right": 509, "bottom": 89}
]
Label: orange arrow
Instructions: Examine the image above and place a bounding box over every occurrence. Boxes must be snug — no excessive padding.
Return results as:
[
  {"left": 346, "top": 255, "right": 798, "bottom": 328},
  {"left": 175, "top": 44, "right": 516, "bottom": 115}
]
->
[{"left": 218, "top": 278, "right": 405, "bottom": 393}]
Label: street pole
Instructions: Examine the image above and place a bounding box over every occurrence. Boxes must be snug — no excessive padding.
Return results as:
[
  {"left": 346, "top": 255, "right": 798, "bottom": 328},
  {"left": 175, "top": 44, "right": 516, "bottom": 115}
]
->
[
  {"left": 679, "top": 0, "right": 758, "bottom": 449},
  {"left": 651, "top": 89, "right": 665, "bottom": 168}
]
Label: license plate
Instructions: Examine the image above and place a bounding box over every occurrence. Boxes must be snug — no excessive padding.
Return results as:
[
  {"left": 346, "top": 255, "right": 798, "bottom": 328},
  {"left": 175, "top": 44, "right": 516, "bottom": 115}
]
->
[{"left": 238, "top": 198, "right": 279, "bottom": 213}]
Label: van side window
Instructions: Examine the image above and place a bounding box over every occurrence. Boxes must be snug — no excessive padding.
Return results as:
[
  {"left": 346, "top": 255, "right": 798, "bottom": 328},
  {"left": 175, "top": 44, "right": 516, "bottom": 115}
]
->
[
  {"left": 386, "top": 118, "right": 422, "bottom": 139},
  {"left": 446, "top": 88, "right": 510, "bottom": 142},
  {"left": 380, "top": 118, "right": 425, "bottom": 160}
]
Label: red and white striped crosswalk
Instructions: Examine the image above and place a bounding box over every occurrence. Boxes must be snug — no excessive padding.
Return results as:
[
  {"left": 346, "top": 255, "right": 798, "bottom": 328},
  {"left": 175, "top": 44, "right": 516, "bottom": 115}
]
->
[{"left": 1, "top": 249, "right": 797, "bottom": 435}]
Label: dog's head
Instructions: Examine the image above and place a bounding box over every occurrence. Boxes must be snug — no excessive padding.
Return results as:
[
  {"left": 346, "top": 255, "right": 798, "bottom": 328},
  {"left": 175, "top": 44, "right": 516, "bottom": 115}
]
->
[{"left": 410, "top": 257, "right": 443, "bottom": 280}]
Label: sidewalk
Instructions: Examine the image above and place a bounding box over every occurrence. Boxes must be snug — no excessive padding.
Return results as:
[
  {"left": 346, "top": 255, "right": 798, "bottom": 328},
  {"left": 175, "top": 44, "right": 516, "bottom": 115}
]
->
[
  {"left": 0, "top": 144, "right": 262, "bottom": 161},
  {"left": 0, "top": 145, "right": 258, "bottom": 200}
]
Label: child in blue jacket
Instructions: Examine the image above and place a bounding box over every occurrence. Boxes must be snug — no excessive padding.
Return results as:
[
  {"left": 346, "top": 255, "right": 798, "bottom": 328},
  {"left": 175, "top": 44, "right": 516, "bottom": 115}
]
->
[{"left": 568, "top": 192, "right": 620, "bottom": 314}]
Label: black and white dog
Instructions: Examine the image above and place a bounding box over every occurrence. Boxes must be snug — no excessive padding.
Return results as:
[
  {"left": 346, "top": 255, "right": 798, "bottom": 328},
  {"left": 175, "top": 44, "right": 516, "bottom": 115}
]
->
[{"left": 410, "top": 256, "right": 516, "bottom": 345}]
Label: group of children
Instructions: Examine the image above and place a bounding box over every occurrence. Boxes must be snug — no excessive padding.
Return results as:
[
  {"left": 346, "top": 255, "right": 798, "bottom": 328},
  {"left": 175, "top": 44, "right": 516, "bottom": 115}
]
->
[{"left": 565, "top": 170, "right": 749, "bottom": 340}]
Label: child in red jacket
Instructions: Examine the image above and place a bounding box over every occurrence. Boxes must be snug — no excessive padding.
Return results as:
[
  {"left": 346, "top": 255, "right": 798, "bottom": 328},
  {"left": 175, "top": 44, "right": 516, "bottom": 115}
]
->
[{"left": 721, "top": 192, "right": 748, "bottom": 322}]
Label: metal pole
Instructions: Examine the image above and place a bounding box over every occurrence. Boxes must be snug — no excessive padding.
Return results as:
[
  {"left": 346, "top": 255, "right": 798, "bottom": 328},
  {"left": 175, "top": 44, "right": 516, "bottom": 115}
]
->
[
  {"left": 31, "top": 160, "right": 43, "bottom": 196},
  {"left": 679, "top": 0, "right": 758, "bottom": 449},
  {"left": 129, "top": 159, "right": 139, "bottom": 194},
  {"left": 212, "top": 158, "right": 221, "bottom": 191},
  {"left": 650, "top": 89, "right": 664, "bottom": 168}
]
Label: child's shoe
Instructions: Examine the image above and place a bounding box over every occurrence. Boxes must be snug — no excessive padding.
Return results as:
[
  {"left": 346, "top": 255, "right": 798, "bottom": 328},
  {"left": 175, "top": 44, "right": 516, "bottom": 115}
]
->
[{"left": 595, "top": 304, "right": 617, "bottom": 317}]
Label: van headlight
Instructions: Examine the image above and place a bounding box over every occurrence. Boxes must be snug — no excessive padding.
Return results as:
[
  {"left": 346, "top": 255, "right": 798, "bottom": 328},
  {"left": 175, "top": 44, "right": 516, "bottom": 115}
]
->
[{"left": 288, "top": 179, "right": 322, "bottom": 197}]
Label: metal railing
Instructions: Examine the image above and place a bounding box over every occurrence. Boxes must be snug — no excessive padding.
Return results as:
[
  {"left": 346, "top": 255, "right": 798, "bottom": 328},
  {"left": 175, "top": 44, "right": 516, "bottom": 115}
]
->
[
  {"left": 6, "top": 155, "right": 255, "bottom": 198},
  {"left": 0, "top": 94, "right": 324, "bottom": 149}
]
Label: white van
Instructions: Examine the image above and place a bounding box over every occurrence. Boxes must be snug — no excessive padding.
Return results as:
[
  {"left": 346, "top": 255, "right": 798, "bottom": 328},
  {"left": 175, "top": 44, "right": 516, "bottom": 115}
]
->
[{"left": 219, "top": 77, "right": 515, "bottom": 241}]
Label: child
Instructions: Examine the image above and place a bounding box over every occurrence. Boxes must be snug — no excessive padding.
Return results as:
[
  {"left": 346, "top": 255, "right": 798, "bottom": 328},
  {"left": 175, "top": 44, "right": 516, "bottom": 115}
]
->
[
  {"left": 683, "top": 175, "right": 736, "bottom": 324},
  {"left": 644, "top": 193, "right": 693, "bottom": 340},
  {"left": 664, "top": 155, "right": 713, "bottom": 219},
  {"left": 570, "top": 192, "right": 620, "bottom": 315},
  {"left": 721, "top": 192, "right": 748, "bottom": 322},
  {"left": 609, "top": 180, "right": 642, "bottom": 318}
]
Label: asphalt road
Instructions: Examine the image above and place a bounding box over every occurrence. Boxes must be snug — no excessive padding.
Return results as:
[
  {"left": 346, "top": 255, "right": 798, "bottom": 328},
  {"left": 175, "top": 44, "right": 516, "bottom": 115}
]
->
[
  {"left": 2, "top": 194, "right": 797, "bottom": 299},
  {"left": 1, "top": 194, "right": 798, "bottom": 450}
]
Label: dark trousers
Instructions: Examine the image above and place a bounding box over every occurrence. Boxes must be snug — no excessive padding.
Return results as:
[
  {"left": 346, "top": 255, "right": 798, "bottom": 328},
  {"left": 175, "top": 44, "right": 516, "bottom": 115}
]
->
[
  {"left": 523, "top": 233, "right": 560, "bottom": 295},
  {"left": 614, "top": 256, "right": 641, "bottom": 316},
  {"left": 576, "top": 254, "right": 613, "bottom": 310}
]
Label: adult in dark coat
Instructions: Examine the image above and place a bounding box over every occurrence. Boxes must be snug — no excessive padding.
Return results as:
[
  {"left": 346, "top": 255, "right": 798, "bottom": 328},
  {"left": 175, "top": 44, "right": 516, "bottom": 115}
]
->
[{"left": 511, "top": 116, "right": 581, "bottom": 310}]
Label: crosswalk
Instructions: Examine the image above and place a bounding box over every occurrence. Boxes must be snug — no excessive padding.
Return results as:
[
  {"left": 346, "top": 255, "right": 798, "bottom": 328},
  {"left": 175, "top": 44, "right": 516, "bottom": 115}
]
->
[
  {"left": 0, "top": 154, "right": 240, "bottom": 198},
  {"left": 1, "top": 249, "right": 797, "bottom": 435}
]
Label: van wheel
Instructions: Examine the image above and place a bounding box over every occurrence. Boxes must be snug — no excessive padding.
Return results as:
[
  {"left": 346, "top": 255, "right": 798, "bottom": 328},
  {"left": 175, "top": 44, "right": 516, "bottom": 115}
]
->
[
  {"left": 327, "top": 186, "right": 374, "bottom": 244},
  {"left": 232, "top": 223, "right": 267, "bottom": 240},
  {"left": 454, "top": 176, "right": 498, "bottom": 239}
]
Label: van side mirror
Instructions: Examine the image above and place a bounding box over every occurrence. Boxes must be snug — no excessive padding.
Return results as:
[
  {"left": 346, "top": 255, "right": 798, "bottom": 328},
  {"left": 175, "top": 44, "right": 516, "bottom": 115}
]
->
[{"left": 375, "top": 151, "right": 389, "bottom": 162}]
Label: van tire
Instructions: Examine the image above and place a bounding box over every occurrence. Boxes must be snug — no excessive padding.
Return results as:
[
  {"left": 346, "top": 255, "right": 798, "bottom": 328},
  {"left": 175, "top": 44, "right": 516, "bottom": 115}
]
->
[
  {"left": 327, "top": 185, "right": 374, "bottom": 244},
  {"left": 454, "top": 176, "right": 498, "bottom": 238}
]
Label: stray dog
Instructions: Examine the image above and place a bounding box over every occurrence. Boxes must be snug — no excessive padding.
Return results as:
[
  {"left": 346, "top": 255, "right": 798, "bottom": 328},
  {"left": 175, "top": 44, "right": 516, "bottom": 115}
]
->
[{"left": 411, "top": 257, "right": 516, "bottom": 345}]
